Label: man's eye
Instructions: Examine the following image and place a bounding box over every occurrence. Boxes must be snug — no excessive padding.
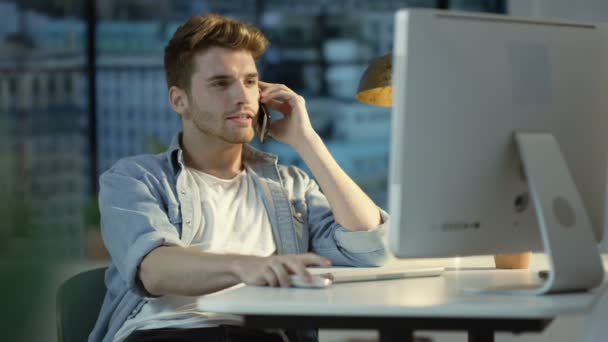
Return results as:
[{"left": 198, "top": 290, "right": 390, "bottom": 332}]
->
[
  {"left": 212, "top": 81, "right": 228, "bottom": 88},
  {"left": 246, "top": 79, "right": 257, "bottom": 86}
]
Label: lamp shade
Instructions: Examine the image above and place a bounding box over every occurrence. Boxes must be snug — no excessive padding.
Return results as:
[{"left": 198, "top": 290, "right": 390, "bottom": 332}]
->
[{"left": 355, "top": 53, "right": 392, "bottom": 107}]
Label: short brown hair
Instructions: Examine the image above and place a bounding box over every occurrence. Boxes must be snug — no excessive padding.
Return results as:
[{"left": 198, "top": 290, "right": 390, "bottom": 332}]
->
[{"left": 164, "top": 14, "right": 269, "bottom": 92}]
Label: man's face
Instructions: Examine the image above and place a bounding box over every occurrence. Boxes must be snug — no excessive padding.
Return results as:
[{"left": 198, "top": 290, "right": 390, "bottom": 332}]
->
[{"left": 184, "top": 47, "right": 260, "bottom": 144}]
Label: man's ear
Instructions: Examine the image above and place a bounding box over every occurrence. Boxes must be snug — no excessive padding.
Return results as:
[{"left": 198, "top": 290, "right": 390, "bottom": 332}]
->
[{"left": 169, "top": 86, "right": 190, "bottom": 119}]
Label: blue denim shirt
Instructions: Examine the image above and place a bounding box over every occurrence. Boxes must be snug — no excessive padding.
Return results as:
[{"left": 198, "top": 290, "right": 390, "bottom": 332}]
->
[{"left": 89, "top": 134, "right": 389, "bottom": 342}]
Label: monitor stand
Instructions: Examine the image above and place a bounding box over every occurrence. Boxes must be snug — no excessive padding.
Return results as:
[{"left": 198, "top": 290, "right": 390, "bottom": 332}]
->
[{"left": 474, "top": 133, "right": 604, "bottom": 295}]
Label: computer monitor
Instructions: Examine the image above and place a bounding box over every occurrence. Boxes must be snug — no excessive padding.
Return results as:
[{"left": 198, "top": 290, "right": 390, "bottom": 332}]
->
[{"left": 388, "top": 9, "right": 608, "bottom": 293}]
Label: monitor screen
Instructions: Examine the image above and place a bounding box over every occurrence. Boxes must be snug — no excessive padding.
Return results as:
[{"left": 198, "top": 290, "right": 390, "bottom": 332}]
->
[{"left": 388, "top": 9, "right": 608, "bottom": 258}]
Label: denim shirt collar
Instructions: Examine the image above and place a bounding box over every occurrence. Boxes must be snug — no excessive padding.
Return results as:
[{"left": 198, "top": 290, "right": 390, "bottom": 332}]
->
[{"left": 166, "top": 132, "right": 279, "bottom": 175}]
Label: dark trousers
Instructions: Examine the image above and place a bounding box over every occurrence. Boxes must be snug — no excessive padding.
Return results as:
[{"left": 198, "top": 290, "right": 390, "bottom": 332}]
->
[{"left": 124, "top": 326, "right": 286, "bottom": 342}]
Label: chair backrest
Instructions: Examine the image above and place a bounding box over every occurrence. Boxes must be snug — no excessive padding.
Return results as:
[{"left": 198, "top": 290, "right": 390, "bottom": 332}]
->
[
  {"left": 56, "top": 267, "right": 107, "bottom": 342},
  {"left": 584, "top": 282, "right": 608, "bottom": 342}
]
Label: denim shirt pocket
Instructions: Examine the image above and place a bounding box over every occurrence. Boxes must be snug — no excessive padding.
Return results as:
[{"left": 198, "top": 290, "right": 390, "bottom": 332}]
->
[{"left": 291, "top": 199, "right": 309, "bottom": 251}]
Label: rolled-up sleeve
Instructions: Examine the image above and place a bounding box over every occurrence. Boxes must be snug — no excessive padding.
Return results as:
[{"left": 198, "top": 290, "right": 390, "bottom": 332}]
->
[
  {"left": 99, "top": 168, "right": 184, "bottom": 297},
  {"left": 302, "top": 172, "right": 390, "bottom": 267}
]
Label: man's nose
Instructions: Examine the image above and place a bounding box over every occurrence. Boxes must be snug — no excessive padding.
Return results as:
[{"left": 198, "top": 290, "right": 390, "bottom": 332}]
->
[{"left": 231, "top": 81, "right": 252, "bottom": 105}]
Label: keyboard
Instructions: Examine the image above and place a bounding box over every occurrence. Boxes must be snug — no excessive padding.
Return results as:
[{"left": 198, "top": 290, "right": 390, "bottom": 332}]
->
[{"left": 313, "top": 266, "right": 444, "bottom": 284}]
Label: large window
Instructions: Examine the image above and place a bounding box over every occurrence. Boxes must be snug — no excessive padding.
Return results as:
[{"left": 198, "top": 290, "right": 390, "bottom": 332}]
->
[
  {"left": 0, "top": 0, "right": 88, "bottom": 259},
  {"left": 0, "top": 0, "right": 506, "bottom": 260}
]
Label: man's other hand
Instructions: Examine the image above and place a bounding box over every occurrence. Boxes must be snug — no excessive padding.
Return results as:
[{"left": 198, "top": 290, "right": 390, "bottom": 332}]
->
[{"left": 232, "top": 253, "right": 332, "bottom": 288}]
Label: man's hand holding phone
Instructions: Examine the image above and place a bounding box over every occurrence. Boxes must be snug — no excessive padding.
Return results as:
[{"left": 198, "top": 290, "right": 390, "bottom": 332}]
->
[{"left": 258, "top": 81, "right": 316, "bottom": 147}]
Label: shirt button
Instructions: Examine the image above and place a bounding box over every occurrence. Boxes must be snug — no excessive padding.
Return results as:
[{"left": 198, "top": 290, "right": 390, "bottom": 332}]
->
[
  {"left": 186, "top": 220, "right": 191, "bottom": 225},
  {"left": 180, "top": 190, "right": 186, "bottom": 195}
]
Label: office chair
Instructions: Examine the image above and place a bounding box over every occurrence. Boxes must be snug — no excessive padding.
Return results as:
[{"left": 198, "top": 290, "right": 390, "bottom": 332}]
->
[{"left": 56, "top": 267, "right": 107, "bottom": 342}]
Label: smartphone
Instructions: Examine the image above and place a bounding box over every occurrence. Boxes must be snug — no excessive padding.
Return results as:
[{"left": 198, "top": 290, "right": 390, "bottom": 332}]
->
[{"left": 257, "top": 102, "right": 270, "bottom": 143}]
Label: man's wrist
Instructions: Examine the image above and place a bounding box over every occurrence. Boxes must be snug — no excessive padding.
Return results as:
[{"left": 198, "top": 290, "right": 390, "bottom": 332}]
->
[
  {"left": 228, "top": 254, "right": 263, "bottom": 282},
  {"left": 228, "top": 255, "right": 246, "bottom": 281},
  {"left": 292, "top": 129, "right": 321, "bottom": 155}
]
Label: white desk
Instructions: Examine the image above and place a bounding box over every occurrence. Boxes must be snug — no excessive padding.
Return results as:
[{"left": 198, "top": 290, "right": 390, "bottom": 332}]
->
[{"left": 198, "top": 255, "right": 608, "bottom": 342}]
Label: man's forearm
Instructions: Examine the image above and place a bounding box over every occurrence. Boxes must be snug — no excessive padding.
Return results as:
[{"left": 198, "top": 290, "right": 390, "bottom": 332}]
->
[
  {"left": 139, "top": 246, "right": 244, "bottom": 296},
  {"left": 294, "top": 132, "right": 381, "bottom": 231},
  {"left": 138, "top": 246, "right": 331, "bottom": 295}
]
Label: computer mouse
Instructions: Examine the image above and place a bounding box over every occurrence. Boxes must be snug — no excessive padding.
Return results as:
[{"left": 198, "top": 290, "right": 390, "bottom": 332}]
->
[{"left": 290, "top": 274, "right": 333, "bottom": 288}]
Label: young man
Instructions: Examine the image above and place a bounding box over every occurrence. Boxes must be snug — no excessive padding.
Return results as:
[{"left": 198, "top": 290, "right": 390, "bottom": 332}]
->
[{"left": 89, "top": 14, "right": 389, "bottom": 342}]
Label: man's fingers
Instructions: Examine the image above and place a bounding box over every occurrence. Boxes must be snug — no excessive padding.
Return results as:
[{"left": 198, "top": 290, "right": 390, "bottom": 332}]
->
[
  {"left": 269, "top": 260, "right": 291, "bottom": 288},
  {"left": 254, "top": 254, "right": 331, "bottom": 287},
  {"left": 263, "top": 98, "right": 291, "bottom": 114},
  {"left": 263, "top": 268, "right": 278, "bottom": 287},
  {"left": 283, "top": 258, "right": 312, "bottom": 283},
  {"left": 259, "top": 82, "right": 291, "bottom": 95},
  {"left": 260, "top": 89, "right": 296, "bottom": 104},
  {"left": 283, "top": 254, "right": 331, "bottom": 284},
  {"left": 299, "top": 253, "right": 332, "bottom": 267},
  {"left": 258, "top": 80, "right": 272, "bottom": 89}
]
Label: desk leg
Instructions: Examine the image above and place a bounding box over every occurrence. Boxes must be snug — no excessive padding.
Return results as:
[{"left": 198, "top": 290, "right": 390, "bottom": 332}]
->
[
  {"left": 468, "top": 330, "right": 494, "bottom": 342},
  {"left": 379, "top": 329, "right": 414, "bottom": 342}
]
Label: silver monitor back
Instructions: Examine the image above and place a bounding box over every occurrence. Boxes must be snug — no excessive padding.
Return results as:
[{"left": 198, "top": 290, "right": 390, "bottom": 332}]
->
[{"left": 389, "top": 9, "right": 608, "bottom": 258}]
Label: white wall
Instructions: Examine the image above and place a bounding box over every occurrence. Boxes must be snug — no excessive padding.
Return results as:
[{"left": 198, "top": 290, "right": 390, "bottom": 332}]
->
[{"left": 509, "top": 0, "right": 608, "bottom": 253}]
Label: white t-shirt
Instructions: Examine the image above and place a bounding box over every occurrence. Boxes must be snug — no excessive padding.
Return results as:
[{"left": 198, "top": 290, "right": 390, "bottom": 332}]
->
[{"left": 113, "top": 166, "right": 276, "bottom": 342}]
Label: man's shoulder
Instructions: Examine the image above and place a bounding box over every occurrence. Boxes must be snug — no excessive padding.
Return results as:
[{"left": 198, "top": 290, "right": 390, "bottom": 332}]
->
[{"left": 102, "top": 153, "right": 173, "bottom": 180}]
